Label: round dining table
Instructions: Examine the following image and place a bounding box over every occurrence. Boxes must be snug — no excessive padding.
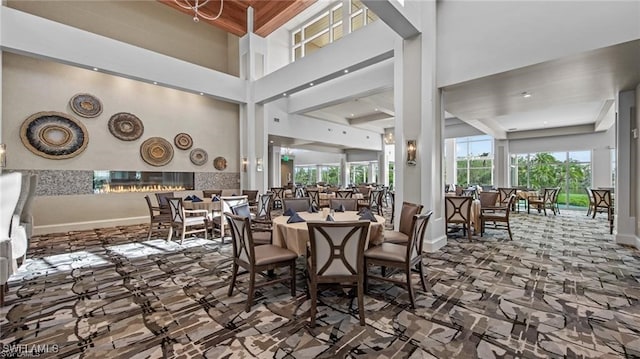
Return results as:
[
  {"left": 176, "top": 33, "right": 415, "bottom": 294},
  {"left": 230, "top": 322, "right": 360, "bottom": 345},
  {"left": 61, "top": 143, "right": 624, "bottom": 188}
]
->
[{"left": 271, "top": 211, "right": 385, "bottom": 256}]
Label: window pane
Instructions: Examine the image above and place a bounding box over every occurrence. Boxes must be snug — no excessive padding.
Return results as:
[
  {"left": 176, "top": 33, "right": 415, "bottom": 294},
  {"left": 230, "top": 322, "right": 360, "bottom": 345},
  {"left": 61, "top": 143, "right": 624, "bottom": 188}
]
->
[
  {"left": 332, "top": 5, "right": 343, "bottom": 21},
  {"left": 351, "top": 0, "right": 364, "bottom": 13},
  {"left": 469, "top": 141, "right": 492, "bottom": 157},
  {"left": 469, "top": 168, "right": 492, "bottom": 186},
  {"left": 332, "top": 23, "right": 343, "bottom": 41},
  {"left": 366, "top": 9, "right": 378, "bottom": 23},
  {"left": 293, "top": 31, "right": 301, "bottom": 44},
  {"left": 351, "top": 12, "right": 364, "bottom": 31},
  {"left": 456, "top": 142, "right": 467, "bottom": 158},
  {"left": 304, "top": 31, "right": 329, "bottom": 56},
  {"left": 304, "top": 13, "right": 329, "bottom": 39},
  {"left": 294, "top": 46, "right": 302, "bottom": 60}
]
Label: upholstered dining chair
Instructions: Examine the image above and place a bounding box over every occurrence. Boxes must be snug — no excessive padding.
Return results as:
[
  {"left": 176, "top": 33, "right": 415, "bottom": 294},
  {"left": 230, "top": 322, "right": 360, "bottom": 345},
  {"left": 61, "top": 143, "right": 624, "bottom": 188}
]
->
[
  {"left": 226, "top": 213, "right": 297, "bottom": 312},
  {"left": 210, "top": 195, "right": 249, "bottom": 246},
  {"left": 270, "top": 187, "right": 285, "bottom": 209},
  {"left": 144, "top": 195, "right": 171, "bottom": 240},
  {"left": 305, "top": 189, "right": 321, "bottom": 209},
  {"left": 369, "top": 189, "right": 384, "bottom": 216},
  {"left": 480, "top": 194, "right": 516, "bottom": 240},
  {"left": 328, "top": 198, "right": 358, "bottom": 211},
  {"left": 497, "top": 188, "right": 517, "bottom": 210},
  {"left": 1, "top": 172, "right": 25, "bottom": 306},
  {"left": 306, "top": 221, "right": 370, "bottom": 326},
  {"left": 478, "top": 191, "right": 499, "bottom": 209},
  {"left": 364, "top": 211, "right": 433, "bottom": 308},
  {"left": 231, "top": 203, "right": 272, "bottom": 246},
  {"left": 155, "top": 192, "right": 175, "bottom": 214},
  {"left": 203, "top": 189, "right": 223, "bottom": 199},
  {"left": 256, "top": 192, "right": 273, "bottom": 221},
  {"left": 586, "top": 187, "right": 595, "bottom": 216},
  {"left": 335, "top": 190, "right": 354, "bottom": 199},
  {"left": 242, "top": 190, "right": 259, "bottom": 209},
  {"left": 167, "top": 197, "right": 208, "bottom": 244},
  {"left": 384, "top": 201, "right": 423, "bottom": 244},
  {"left": 283, "top": 197, "right": 311, "bottom": 213},
  {"left": 591, "top": 189, "right": 613, "bottom": 219},
  {"left": 445, "top": 196, "right": 473, "bottom": 241},
  {"left": 19, "top": 174, "right": 38, "bottom": 241},
  {"left": 527, "top": 188, "right": 558, "bottom": 216}
]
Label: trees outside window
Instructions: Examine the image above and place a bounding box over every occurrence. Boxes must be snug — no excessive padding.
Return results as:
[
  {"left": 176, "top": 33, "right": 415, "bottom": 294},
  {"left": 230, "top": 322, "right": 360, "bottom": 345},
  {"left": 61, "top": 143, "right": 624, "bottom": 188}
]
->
[
  {"left": 320, "top": 165, "right": 340, "bottom": 186},
  {"left": 294, "top": 166, "right": 317, "bottom": 185},
  {"left": 455, "top": 135, "right": 493, "bottom": 186}
]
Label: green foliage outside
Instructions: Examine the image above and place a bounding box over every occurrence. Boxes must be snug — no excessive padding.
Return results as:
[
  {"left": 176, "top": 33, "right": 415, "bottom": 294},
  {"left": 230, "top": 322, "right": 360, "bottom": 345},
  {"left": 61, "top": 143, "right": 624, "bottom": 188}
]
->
[
  {"left": 351, "top": 165, "right": 368, "bottom": 185},
  {"left": 388, "top": 162, "right": 395, "bottom": 190},
  {"left": 320, "top": 166, "right": 340, "bottom": 186},
  {"left": 516, "top": 153, "right": 591, "bottom": 208},
  {"left": 294, "top": 167, "right": 317, "bottom": 185}
]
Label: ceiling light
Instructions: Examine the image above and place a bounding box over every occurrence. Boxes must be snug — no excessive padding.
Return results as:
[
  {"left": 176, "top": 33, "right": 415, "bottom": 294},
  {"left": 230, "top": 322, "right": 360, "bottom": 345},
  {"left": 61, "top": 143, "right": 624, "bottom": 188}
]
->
[
  {"left": 153, "top": 81, "right": 158, "bottom": 85},
  {"left": 282, "top": 93, "right": 287, "bottom": 97},
  {"left": 521, "top": 91, "right": 532, "bottom": 98},
  {"left": 309, "top": 82, "right": 314, "bottom": 86},
  {"left": 344, "top": 69, "right": 349, "bottom": 73},
  {"left": 350, "top": 113, "right": 355, "bottom": 117},
  {"left": 174, "top": 0, "right": 224, "bottom": 23},
  {"left": 269, "top": 140, "right": 274, "bottom": 144},
  {"left": 93, "top": 67, "right": 99, "bottom": 71},
  {"left": 199, "top": 92, "right": 204, "bottom": 95},
  {"left": 374, "top": 108, "right": 379, "bottom": 111},
  {"left": 508, "top": 128, "right": 518, "bottom": 131}
]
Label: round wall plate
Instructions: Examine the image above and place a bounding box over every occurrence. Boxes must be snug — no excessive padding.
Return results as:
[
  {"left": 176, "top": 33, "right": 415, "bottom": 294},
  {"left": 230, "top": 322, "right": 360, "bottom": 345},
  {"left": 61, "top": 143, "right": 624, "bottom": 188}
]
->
[
  {"left": 108, "top": 112, "right": 144, "bottom": 141},
  {"left": 174, "top": 133, "right": 193, "bottom": 150},
  {"left": 69, "top": 93, "right": 103, "bottom": 118},
  {"left": 20, "top": 111, "right": 89, "bottom": 159},
  {"left": 190, "top": 148, "right": 208, "bottom": 166},
  {"left": 213, "top": 156, "right": 227, "bottom": 171},
  {"left": 140, "top": 137, "right": 174, "bottom": 167}
]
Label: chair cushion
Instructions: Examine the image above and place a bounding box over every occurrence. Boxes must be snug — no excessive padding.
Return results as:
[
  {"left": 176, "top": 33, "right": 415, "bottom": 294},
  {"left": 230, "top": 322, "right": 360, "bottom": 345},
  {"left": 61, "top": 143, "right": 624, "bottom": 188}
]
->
[
  {"left": 364, "top": 243, "right": 406, "bottom": 262},
  {"left": 252, "top": 231, "right": 271, "bottom": 245},
  {"left": 184, "top": 216, "right": 206, "bottom": 225},
  {"left": 383, "top": 230, "right": 408, "bottom": 244},
  {"left": 254, "top": 245, "right": 297, "bottom": 266},
  {"left": 482, "top": 212, "right": 507, "bottom": 221}
]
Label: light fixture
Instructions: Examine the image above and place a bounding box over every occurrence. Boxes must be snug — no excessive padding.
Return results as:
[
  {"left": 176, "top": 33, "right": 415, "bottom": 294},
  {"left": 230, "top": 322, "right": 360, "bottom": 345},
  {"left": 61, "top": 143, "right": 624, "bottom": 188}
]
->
[
  {"left": 344, "top": 69, "right": 349, "bottom": 73},
  {"left": 153, "top": 81, "right": 158, "bottom": 85},
  {"left": 93, "top": 67, "right": 99, "bottom": 71},
  {"left": 383, "top": 128, "right": 395, "bottom": 145},
  {"left": 282, "top": 93, "right": 287, "bottom": 97},
  {"left": 199, "top": 92, "right": 204, "bottom": 95},
  {"left": 174, "top": 0, "right": 224, "bottom": 23},
  {"left": 309, "top": 82, "right": 314, "bottom": 86},
  {"left": 407, "top": 140, "right": 417, "bottom": 166},
  {"left": 256, "top": 158, "right": 263, "bottom": 172},
  {"left": 241, "top": 157, "right": 248, "bottom": 172},
  {"left": 521, "top": 91, "right": 532, "bottom": 98},
  {"left": 0, "top": 143, "right": 6, "bottom": 168}
]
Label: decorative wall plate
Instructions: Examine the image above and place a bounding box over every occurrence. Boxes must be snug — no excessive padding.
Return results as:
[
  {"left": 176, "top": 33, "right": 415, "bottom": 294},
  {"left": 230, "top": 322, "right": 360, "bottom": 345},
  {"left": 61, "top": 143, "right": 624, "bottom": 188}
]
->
[
  {"left": 20, "top": 111, "right": 89, "bottom": 159},
  {"left": 213, "top": 156, "right": 227, "bottom": 171},
  {"left": 140, "top": 137, "right": 173, "bottom": 167},
  {"left": 174, "top": 133, "right": 193, "bottom": 150},
  {"left": 69, "top": 93, "right": 103, "bottom": 118},
  {"left": 189, "top": 148, "right": 208, "bottom": 166},
  {"left": 108, "top": 112, "right": 144, "bottom": 141}
]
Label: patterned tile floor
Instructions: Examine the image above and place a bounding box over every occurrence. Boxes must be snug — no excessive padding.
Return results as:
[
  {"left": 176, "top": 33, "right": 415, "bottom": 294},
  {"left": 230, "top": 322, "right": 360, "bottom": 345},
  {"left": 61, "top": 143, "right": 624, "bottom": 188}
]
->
[{"left": 1, "top": 209, "right": 639, "bottom": 358}]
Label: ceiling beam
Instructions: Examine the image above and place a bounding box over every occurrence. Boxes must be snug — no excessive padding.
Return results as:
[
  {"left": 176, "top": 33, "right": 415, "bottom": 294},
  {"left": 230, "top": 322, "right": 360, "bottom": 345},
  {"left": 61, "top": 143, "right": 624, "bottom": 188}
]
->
[
  {"left": 348, "top": 112, "right": 394, "bottom": 125},
  {"left": 594, "top": 99, "right": 615, "bottom": 132},
  {"left": 464, "top": 118, "right": 508, "bottom": 139}
]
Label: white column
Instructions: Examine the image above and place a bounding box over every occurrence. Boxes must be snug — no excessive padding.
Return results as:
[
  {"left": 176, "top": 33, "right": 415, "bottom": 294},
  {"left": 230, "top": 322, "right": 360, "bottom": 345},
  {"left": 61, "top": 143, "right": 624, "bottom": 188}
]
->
[
  {"left": 239, "top": 7, "right": 267, "bottom": 193},
  {"left": 615, "top": 89, "right": 638, "bottom": 248},
  {"left": 494, "top": 139, "right": 509, "bottom": 187},
  {"left": 368, "top": 162, "right": 375, "bottom": 184},
  {"left": 444, "top": 138, "right": 456, "bottom": 186},
  {"left": 379, "top": 150, "right": 388, "bottom": 187},
  {"left": 316, "top": 164, "right": 322, "bottom": 184},
  {"left": 592, "top": 147, "right": 613, "bottom": 188},
  {"left": 340, "top": 157, "right": 348, "bottom": 187},
  {"left": 393, "top": 1, "right": 445, "bottom": 251}
]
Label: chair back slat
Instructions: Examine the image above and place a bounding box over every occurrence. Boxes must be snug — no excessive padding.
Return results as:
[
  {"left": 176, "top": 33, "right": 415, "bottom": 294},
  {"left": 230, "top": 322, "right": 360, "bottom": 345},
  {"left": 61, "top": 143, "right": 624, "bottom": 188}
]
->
[
  {"left": 283, "top": 198, "right": 311, "bottom": 212},
  {"left": 399, "top": 202, "right": 423, "bottom": 236},
  {"left": 168, "top": 198, "right": 184, "bottom": 223},
  {"left": 257, "top": 193, "right": 273, "bottom": 219},
  {"left": 335, "top": 190, "right": 353, "bottom": 198},
  {"left": 226, "top": 213, "right": 255, "bottom": 264},
  {"left": 497, "top": 188, "right": 517, "bottom": 206},
  {"left": 445, "top": 196, "right": 472, "bottom": 223},
  {"left": 306, "top": 190, "right": 320, "bottom": 208},
  {"left": 307, "top": 221, "right": 369, "bottom": 277},
  {"left": 328, "top": 198, "right": 358, "bottom": 211},
  {"left": 407, "top": 211, "right": 434, "bottom": 260}
]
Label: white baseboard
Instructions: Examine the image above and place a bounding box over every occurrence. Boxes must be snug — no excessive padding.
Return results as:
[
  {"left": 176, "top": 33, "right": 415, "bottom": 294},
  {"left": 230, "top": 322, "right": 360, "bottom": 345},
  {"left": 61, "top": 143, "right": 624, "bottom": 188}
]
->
[
  {"left": 424, "top": 234, "right": 447, "bottom": 252},
  {"left": 616, "top": 233, "right": 640, "bottom": 249},
  {"left": 34, "top": 216, "right": 148, "bottom": 235}
]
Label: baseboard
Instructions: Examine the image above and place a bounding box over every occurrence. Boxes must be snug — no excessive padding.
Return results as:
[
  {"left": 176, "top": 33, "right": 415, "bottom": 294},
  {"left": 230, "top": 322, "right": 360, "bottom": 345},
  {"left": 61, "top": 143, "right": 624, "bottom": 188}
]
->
[
  {"left": 34, "top": 216, "right": 148, "bottom": 235},
  {"left": 424, "top": 234, "right": 447, "bottom": 252},
  {"left": 616, "top": 233, "right": 640, "bottom": 249}
]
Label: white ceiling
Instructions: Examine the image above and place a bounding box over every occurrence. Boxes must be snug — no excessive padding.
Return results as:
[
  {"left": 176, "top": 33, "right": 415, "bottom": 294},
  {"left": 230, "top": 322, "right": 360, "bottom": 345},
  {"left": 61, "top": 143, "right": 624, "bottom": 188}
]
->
[{"left": 289, "top": 39, "right": 640, "bottom": 145}]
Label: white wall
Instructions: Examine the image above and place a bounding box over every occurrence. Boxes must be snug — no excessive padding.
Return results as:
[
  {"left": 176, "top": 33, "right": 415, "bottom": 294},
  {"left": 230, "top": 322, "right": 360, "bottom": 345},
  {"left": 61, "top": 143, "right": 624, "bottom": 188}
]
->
[
  {"left": 437, "top": 0, "right": 640, "bottom": 87},
  {"left": 2, "top": 53, "right": 239, "bottom": 172},
  {"left": 636, "top": 84, "right": 640, "bottom": 237},
  {"left": 266, "top": 26, "right": 291, "bottom": 75},
  {"left": 292, "top": 149, "right": 344, "bottom": 166},
  {"left": 509, "top": 129, "right": 614, "bottom": 154}
]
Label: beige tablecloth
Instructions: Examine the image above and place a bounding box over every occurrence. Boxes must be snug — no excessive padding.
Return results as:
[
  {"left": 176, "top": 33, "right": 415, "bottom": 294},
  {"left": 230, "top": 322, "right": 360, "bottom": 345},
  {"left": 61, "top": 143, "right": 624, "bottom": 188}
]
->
[
  {"left": 272, "top": 211, "right": 385, "bottom": 256},
  {"left": 183, "top": 198, "right": 222, "bottom": 213}
]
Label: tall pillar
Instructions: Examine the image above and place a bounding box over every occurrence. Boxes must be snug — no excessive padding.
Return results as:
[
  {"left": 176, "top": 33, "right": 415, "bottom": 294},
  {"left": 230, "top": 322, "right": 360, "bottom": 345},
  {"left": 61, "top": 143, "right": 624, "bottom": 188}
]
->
[
  {"left": 494, "top": 139, "right": 509, "bottom": 187},
  {"left": 379, "top": 151, "right": 388, "bottom": 187},
  {"left": 393, "top": 1, "right": 445, "bottom": 251},
  {"left": 444, "top": 138, "right": 456, "bottom": 186},
  {"left": 615, "top": 89, "right": 638, "bottom": 248},
  {"left": 341, "top": 158, "right": 350, "bottom": 187},
  {"left": 592, "top": 147, "right": 613, "bottom": 188},
  {"left": 239, "top": 7, "right": 267, "bottom": 193},
  {"left": 368, "top": 162, "right": 375, "bottom": 184}
]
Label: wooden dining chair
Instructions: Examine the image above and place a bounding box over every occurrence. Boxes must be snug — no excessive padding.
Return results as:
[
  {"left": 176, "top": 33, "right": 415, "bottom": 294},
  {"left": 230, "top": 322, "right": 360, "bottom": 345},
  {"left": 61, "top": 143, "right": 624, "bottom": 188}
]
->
[
  {"left": 384, "top": 201, "right": 423, "bottom": 244},
  {"left": 144, "top": 195, "right": 171, "bottom": 240},
  {"left": 167, "top": 197, "right": 208, "bottom": 244},
  {"left": 306, "top": 221, "right": 370, "bottom": 326},
  {"left": 527, "top": 188, "right": 557, "bottom": 216},
  {"left": 226, "top": 213, "right": 297, "bottom": 312},
  {"left": 256, "top": 192, "right": 273, "bottom": 221},
  {"left": 231, "top": 203, "right": 272, "bottom": 246},
  {"left": 328, "top": 198, "right": 358, "bottom": 211},
  {"left": 335, "top": 190, "right": 353, "bottom": 199},
  {"left": 368, "top": 189, "right": 384, "bottom": 216},
  {"left": 270, "top": 187, "right": 285, "bottom": 209},
  {"left": 497, "top": 188, "right": 517, "bottom": 210},
  {"left": 306, "top": 189, "right": 321, "bottom": 209},
  {"left": 365, "top": 211, "right": 433, "bottom": 308},
  {"left": 283, "top": 197, "right": 311, "bottom": 212},
  {"left": 445, "top": 196, "right": 473, "bottom": 241},
  {"left": 203, "top": 189, "right": 223, "bottom": 198},
  {"left": 480, "top": 194, "right": 516, "bottom": 240}
]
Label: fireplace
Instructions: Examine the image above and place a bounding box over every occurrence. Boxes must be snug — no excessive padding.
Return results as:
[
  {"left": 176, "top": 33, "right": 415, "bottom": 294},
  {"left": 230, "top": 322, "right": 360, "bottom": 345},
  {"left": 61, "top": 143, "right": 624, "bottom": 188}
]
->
[{"left": 94, "top": 171, "right": 194, "bottom": 194}]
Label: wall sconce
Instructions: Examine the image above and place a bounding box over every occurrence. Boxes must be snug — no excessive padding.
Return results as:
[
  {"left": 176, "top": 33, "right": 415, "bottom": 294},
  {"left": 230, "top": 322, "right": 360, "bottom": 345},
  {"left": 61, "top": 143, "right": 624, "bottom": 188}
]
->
[
  {"left": 0, "top": 144, "right": 6, "bottom": 168},
  {"left": 407, "top": 140, "right": 417, "bottom": 166},
  {"left": 256, "top": 157, "right": 263, "bottom": 172},
  {"left": 241, "top": 157, "right": 248, "bottom": 172}
]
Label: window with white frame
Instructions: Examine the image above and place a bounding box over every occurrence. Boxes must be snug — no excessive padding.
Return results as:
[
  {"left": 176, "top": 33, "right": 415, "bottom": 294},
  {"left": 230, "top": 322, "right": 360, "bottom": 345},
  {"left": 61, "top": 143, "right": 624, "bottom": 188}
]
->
[{"left": 291, "top": 0, "right": 378, "bottom": 61}]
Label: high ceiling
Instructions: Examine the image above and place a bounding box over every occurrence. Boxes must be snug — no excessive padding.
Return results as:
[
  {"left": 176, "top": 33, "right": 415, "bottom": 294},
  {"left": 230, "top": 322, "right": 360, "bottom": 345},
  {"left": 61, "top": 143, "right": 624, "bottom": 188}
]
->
[{"left": 159, "top": 0, "right": 317, "bottom": 37}]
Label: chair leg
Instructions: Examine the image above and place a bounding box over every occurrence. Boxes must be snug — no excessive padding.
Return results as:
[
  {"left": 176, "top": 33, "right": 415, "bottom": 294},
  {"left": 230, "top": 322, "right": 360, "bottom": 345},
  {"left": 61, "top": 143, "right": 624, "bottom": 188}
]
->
[
  {"left": 290, "top": 262, "right": 296, "bottom": 296},
  {"left": 418, "top": 261, "right": 428, "bottom": 292},
  {"left": 0, "top": 284, "right": 4, "bottom": 306},
  {"left": 357, "top": 279, "right": 365, "bottom": 326},
  {"left": 309, "top": 281, "right": 317, "bottom": 327},
  {"left": 246, "top": 270, "right": 256, "bottom": 312},
  {"left": 406, "top": 269, "right": 415, "bottom": 309},
  {"left": 228, "top": 263, "right": 238, "bottom": 296},
  {"left": 180, "top": 228, "right": 186, "bottom": 245},
  {"left": 507, "top": 223, "right": 513, "bottom": 241},
  {"left": 147, "top": 224, "right": 153, "bottom": 240},
  {"left": 167, "top": 227, "right": 173, "bottom": 241}
]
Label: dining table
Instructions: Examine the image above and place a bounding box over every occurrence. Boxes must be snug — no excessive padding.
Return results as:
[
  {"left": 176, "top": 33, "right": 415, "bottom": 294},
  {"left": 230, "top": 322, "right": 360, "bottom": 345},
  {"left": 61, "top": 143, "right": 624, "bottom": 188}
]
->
[{"left": 272, "top": 210, "right": 386, "bottom": 256}]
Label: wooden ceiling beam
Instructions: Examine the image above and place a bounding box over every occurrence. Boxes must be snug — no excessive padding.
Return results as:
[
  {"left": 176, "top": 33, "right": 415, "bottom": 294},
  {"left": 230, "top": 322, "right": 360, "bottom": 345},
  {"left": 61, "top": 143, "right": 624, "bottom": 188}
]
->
[{"left": 254, "top": 0, "right": 317, "bottom": 37}]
